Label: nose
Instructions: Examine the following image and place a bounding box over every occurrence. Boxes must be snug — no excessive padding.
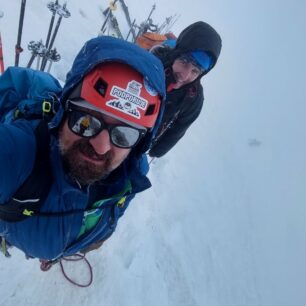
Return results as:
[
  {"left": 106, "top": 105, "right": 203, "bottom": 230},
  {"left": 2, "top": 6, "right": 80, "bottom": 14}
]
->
[
  {"left": 89, "top": 129, "right": 112, "bottom": 155},
  {"left": 180, "top": 66, "right": 193, "bottom": 81}
]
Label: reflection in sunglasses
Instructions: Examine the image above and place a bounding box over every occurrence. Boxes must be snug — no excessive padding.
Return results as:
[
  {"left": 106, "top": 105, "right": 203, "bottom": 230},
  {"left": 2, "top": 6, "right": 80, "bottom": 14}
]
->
[{"left": 67, "top": 109, "right": 146, "bottom": 148}]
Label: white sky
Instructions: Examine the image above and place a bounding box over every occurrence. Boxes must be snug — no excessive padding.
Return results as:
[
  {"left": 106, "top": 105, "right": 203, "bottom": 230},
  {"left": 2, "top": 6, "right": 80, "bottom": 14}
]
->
[{"left": 0, "top": 1, "right": 306, "bottom": 305}]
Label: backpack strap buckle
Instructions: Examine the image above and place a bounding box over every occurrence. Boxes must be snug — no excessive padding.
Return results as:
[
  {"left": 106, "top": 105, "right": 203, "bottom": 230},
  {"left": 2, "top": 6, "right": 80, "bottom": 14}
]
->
[{"left": 42, "top": 100, "right": 52, "bottom": 119}]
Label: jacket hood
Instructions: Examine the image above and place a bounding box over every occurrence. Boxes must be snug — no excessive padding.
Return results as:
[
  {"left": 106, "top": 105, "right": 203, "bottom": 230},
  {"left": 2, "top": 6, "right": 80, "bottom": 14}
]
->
[
  {"left": 51, "top": 36, "right": 166, "bottom": 154},
  {"left": 171, "top": 21, "right": 222, "bottom": 75},
  {"left": 62, "top": 36, "right": 166, "bottom": 101}
]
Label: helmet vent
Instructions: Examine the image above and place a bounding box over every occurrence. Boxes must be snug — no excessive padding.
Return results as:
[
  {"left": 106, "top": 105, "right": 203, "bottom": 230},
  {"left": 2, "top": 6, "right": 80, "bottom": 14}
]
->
[
  {"left": 94, "top": 78, "right": 108, "bottom": 97},
  {"left": 145, "top": 104, "right": 155, "bottom": 116}
]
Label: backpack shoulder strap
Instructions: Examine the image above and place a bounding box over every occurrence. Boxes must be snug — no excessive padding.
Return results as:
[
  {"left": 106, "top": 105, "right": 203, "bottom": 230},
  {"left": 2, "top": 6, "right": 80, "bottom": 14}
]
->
[{"left": 0, "top": 120, "right": 53, "bottom": 222}]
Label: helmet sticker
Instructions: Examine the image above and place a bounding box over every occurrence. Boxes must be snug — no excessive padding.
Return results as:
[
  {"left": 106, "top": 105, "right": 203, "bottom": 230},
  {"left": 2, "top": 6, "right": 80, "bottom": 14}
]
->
[
  {"left": 144, "top": 77, "right": 158, "bottom": 96},
  {"left": 107, "top": 81, "right": 148, "bottom": 119}
]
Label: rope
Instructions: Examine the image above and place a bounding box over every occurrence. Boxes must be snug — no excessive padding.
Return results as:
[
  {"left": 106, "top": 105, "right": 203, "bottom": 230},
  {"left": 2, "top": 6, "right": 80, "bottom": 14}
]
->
[
  {"left": 40, "top": 253, "right": 93, "bottom": 288},
  {"left": 60, "top": 254, "right": 93, "bottom": 288}
]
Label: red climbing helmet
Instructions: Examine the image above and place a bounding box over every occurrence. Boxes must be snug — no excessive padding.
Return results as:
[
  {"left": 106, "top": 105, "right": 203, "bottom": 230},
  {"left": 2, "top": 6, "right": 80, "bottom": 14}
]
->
[{"left": 79, "top": 62, "right": 162, "bottom": 129}]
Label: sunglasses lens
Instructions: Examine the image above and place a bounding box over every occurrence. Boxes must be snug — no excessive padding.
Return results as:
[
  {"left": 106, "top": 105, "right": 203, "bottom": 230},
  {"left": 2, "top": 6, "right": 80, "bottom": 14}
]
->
[
  {"left": 111, "top": 126, "right": 141, "bottom": 148},
  {"left": 69, "top": 111, "right": 102, "bottom": 137},
  {"left": 67, "top": 109, "right": 144, "bottom": 148}
]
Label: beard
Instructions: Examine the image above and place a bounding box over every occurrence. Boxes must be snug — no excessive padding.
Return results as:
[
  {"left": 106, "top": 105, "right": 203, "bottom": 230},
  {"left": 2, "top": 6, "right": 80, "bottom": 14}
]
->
[{"left": 59, "top": 137, "right": 114, "bottom": 185}]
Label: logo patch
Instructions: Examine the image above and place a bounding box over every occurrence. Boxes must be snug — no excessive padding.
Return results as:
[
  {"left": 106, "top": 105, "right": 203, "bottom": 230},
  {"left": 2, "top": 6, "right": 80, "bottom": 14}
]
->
[
  {"left": 144, "top": 78, "right": 158, "bottom": 96},
  {"left": 107, "top": 81, "right": 148, "bottom": 119}
]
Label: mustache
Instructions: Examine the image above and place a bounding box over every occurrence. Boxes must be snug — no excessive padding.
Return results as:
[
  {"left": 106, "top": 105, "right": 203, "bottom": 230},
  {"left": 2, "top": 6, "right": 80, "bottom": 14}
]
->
[{"left": 74, "top": 138, "right": 113, "bottom": 161}]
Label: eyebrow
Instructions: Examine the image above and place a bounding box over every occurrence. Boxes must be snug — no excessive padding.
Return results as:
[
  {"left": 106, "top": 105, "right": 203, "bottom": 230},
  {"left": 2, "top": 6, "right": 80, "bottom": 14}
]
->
[
  {"left": 179, "top": 60, "right": 201, "bottom": 73},
  {"left": 192, "top": 66, "right": 202, "bottom": 73}
]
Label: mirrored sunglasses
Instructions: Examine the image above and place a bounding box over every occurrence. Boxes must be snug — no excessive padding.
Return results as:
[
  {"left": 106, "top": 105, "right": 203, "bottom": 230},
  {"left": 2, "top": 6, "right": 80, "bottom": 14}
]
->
[{"left": 66, "top": 108, "right": 146, "bottom": 149}]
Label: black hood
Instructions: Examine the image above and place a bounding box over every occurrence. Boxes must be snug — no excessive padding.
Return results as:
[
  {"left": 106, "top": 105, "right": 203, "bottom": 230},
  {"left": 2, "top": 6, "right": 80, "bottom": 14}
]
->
[{"left": 170, "top": 21, "right": 222, "bottom": 75}]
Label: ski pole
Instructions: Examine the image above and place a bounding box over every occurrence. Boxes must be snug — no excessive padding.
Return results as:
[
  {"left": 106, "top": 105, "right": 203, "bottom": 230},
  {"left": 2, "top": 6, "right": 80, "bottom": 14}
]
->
[
  {"left": 46, "top": 47, "right": 61, "bottom": 73},
  {"left": 41, "top": 16, "right": 62, "bottom": 71},
  {"left": 45, "top": 0, "right": 59, "bottom": 49},
  {"left": 27, "top": 40, "right": 46, "bottom": 68},
  {"left": 100, "top": 0, "right": 118, "bottom": 34},
  {"left": 27, "top": 40, "right": 37, "bottom": 68},
  {"left": 36, "top": 57, "right": 41, "bottom": 70},
  {"left": 135, "top": 4, "right": 156, "bottom": 41},
  {"left": 118, "top": 0, "right": 136, "bottom": 40},
  {"left": 41, "top": 2, "right": 70, "bottom": 71},
  {"left": 0, "top": 32, "right": 4, "bottom": 74},
  {"left": 126, "top": 19, "right": 136, "bottom": 41},
  {"left": 27, "top": 53, "right": 36, "bottom": 68},
  {"left": 0, "top": 12, "right": 4, "bottom": 74},
  {"left": 100, "top": 9, "right": 111, "bottom": 33},
  {"left": 15, "top": 0, "right": 27, "bottom": 67}
]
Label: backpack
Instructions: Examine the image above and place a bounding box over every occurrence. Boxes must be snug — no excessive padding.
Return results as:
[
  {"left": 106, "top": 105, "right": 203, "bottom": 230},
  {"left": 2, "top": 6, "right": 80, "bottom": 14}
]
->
[
  {"left": 135, "top": 32, "right": 177, "bottom": 51},
  {"left": 136, "top": 32, "right": 168, "bottom": 50},
  {"left": 0, "top": 67, "right": 62, "bottom": 222}
]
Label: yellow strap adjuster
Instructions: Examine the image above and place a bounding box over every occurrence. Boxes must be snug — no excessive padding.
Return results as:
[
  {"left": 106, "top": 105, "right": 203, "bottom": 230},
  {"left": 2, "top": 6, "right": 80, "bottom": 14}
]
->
[
  {"left": 117, "top": 196, "right": 127, "bottom": 208},
  {"left": 42, "top": 101, "right": 52, "bottom": 114},
  {"left": 22, "top": 209, "right": 34, "bottom": 216}
]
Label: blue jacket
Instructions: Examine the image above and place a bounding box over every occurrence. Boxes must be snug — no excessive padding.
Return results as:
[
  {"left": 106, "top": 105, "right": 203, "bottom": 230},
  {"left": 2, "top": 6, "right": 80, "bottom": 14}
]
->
[{"left": 0, "top": 36, "right": 165, "bottom": 260}]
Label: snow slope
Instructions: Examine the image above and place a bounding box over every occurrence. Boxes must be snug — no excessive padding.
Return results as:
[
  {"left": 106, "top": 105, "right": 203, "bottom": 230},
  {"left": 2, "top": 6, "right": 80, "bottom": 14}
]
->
[{"left": 1, "top": 1, "right": 306, "bottom": 306}]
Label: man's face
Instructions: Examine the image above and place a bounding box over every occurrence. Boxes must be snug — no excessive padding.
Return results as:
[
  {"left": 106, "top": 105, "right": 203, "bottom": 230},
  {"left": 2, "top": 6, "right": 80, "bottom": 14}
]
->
[
  {"left": 172, "top": 58, "right": 202, "bottom": 89},
  {"left": 58, "top": 108, "right": 132, "bottom": 185}
]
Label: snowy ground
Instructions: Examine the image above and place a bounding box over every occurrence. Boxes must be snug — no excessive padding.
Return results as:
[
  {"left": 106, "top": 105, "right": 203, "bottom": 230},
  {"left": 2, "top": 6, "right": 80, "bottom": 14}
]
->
[{"left": 1, "top": 1, "right": 306, "bottom": 306}]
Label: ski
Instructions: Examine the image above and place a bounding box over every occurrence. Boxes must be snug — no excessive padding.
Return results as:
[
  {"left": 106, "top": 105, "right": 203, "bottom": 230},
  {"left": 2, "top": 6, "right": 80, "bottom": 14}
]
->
[{"left": 15, "top": 0, "right": 27, "bottom": 67}]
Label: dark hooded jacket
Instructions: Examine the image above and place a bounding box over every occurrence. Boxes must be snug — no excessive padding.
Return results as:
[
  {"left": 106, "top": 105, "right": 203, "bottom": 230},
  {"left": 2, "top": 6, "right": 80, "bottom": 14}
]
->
[{"left": 148, "top": 21, "right": 222, "bottom": 157}]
